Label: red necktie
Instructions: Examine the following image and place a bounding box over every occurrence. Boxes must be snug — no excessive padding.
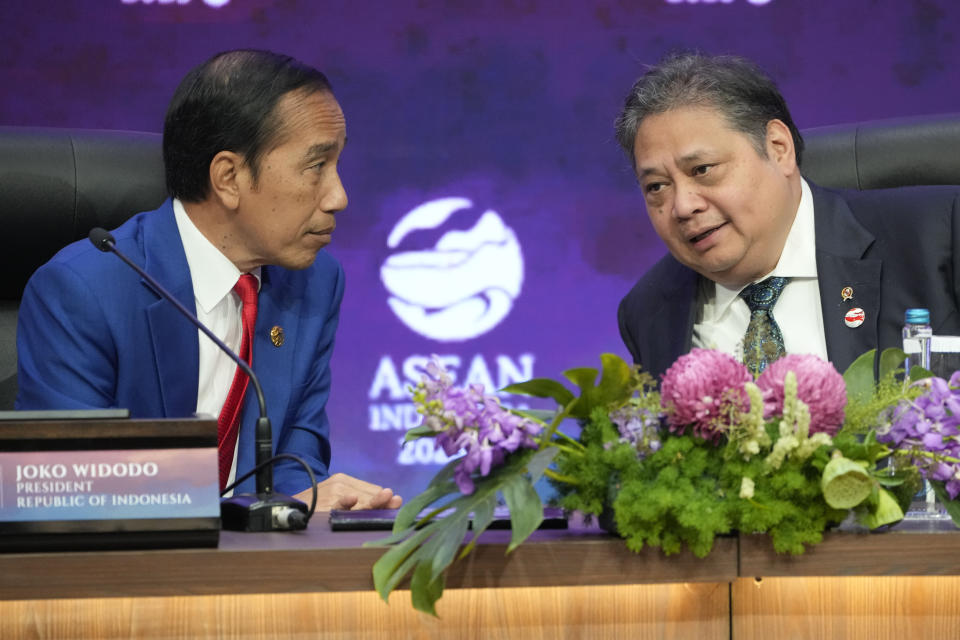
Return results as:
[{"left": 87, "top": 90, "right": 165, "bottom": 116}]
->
[{"left": 217, "top": 273, "right": 258, "bottom": 491}]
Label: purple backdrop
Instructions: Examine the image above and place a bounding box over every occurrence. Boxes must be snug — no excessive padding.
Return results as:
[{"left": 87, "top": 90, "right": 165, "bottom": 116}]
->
[{"left": 3, "top": 0, "right": 958, "bottom": 497}]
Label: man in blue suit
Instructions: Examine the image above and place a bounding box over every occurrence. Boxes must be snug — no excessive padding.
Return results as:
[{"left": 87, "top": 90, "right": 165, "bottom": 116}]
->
[
  {"left": 615, "top": 53, "right": 960, "bottom": 378},
  {"left": 16, "top": 50, "right": 402, "bottom": 509}
]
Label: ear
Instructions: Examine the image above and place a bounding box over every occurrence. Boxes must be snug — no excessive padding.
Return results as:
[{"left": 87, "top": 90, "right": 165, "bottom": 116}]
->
[
  {"left": 207, "top": 151, "right": 245, "bottom": 210},
  {"left": 765, "top": 118, "right": 798, "bottom": 176}
]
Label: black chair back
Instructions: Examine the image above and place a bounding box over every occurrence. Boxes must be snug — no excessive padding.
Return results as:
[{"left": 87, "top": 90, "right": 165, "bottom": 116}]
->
[
  {"left": 802, "top": 112, "right": 960, "bottom": 190},
  {"left": 0, "top": 127, "right": 165, "bottom": 408}
]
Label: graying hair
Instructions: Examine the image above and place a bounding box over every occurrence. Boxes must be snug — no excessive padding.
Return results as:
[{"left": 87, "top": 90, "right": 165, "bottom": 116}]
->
[{"left": 614, "top": 53, "right": 804, "bottom": 169}]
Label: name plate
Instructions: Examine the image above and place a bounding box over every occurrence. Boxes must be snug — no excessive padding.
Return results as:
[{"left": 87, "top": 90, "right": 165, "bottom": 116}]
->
[
  {"left": 1, "top": 448, "right": 218, "bottom": 520},
  {"left": 0, "top": 415, "right": 220, "bottom": 552}
]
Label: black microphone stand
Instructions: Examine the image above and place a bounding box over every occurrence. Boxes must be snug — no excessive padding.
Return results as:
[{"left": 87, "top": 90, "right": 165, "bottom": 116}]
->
[{"left": 89, "top": 228, "right": 310, "bottom": 531}]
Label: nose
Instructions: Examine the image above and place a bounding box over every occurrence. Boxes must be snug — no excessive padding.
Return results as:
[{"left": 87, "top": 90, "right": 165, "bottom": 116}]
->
[
  {"left": 672, "top": 183, "right": 707, "bottom": 220},
  {"left": 322, "top": 171, "right": 348, "bottom": 214}
]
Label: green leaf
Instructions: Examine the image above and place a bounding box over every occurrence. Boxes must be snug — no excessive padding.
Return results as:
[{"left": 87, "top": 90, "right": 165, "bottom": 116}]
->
[
  {"left": 370, "top": 429, "right": 559, "bottom": 614},
  {"left": 874, "top": 474, "right": 908, "bottom": 487},
  {"left": 563, "top": 367, "right": 599, "bottom": 394},
  {"left": 470, "top": 493, "right": 497, "bottom": 535},
  {"left": 410, "top": 563, "right": 445, "bottom": 616},
  {"left": 594, "top": 353, "right": 635, "bottom": 407},
  {"left": 391, "top": 478, "right": 457, "bottom": 534},
  {"left": 909, "top": 365, "right": 934, "bottom": 382},
  {"left": 526, "top": 446, "right": 559, "bottom": 483},
  {"left": 364, "top": 525, "right": 427, "bottom": 548},
  {"left": 878, "top": 348, "right": 907, "bottom": 381},
  {"left": 512, "top": 408, "right": 557, "bottom": 424},
  {"left": 420, "top": 508, "right": 471, "bottom": 584},
  {"left": 404, "top": 424, "right": 438, "bottom": 442},
  {"left": 377, "top": 546, "right": 424, "bottom": 600},
  {"left": 458, "top": 493, "right": 497, "bottom": 560},
  {"left": 502, "top": 378, "right": 574, "bottom": 406},
  {"left": 930, "top": 481, "right": 960, "bottom": 526},
  {"left": 376, "top": 474, "right": 512, "bottom": 611},
  {"left": 460, "top": 488, "right": 504, "bottom": 560},
  {"left": 512, "top": 355, "right": 638, "bottom": 421},
  {"left": 499, "top": 474, "right": 544, "bottom": 553},
  {"left": 861, "top": 430, "right": 885, "bottom": 462},
  {"left": 370, "top": 525, "right": 435, "bottom": 600},
  {"left": 843, "top": 349, "right": 876, "bottom": 401},
  {"left": 855, "top": 487, "right": 904, "bottom": 529}
]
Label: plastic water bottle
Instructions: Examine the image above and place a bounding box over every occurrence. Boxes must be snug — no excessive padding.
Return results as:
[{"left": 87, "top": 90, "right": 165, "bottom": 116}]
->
[
  {"left": 901, "top": 308, "right": 945, "bottom": 519},
  {"left": 902, "top": 308, "right": 933, "bottom": 374}
]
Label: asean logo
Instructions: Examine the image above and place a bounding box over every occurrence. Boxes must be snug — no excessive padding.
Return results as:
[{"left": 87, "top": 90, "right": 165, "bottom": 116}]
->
[{"left": 380, "top": 197, "right": 524, "bottom": 342}]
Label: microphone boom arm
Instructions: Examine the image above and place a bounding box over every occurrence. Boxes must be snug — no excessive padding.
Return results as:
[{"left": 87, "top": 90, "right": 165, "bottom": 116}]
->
[{"left": 87, "top": 227, "right": 314, "bottom": 529}]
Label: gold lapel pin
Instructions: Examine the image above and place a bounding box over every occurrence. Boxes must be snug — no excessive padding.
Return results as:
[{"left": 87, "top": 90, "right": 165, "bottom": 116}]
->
[
  {"left": 270, "top": 326, "right": 285, "bottom": 347},
  {"left": 841, "top": 286, "right": 853, "bottom": 301}
]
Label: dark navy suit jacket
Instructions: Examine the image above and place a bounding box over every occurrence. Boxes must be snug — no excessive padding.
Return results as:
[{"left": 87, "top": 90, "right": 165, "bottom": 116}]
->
[
  {"left": 618, "top": 183, "right": 960, "bottom": 379},
  {"left": 16, "top": 199, "right": 344, "bottom": 495}
]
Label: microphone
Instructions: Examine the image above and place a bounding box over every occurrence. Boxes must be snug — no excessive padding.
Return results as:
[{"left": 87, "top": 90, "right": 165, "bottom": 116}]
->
[{"left": 88, "top": 227, "right": 310, "bottom": 531}]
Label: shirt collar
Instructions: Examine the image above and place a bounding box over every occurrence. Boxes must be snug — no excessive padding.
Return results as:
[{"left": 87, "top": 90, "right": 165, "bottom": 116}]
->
[
  {"left": 173, "top": 199, "right": 261, "bottom": 314},
  {"left": 710, "top": 177, "right": 816, "bottom": 315}
]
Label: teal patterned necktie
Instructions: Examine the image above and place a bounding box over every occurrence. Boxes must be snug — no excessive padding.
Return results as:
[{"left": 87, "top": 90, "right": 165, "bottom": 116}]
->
[{"left": 739, "top": 276, "right": 789, "bottom": 375}]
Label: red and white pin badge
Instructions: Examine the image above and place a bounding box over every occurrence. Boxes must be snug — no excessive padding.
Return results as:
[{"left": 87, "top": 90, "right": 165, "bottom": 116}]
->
[{"left": 844, "top": 307, "right": 865, "bottom": 328}]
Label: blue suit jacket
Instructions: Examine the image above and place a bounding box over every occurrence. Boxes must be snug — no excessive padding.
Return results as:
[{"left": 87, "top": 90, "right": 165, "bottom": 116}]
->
[
  {"left": 618, "top": 183, "right": 960, "bottom": 379},
  {"left": 16, "top": 200, "right": 344, "bottom": 495}
]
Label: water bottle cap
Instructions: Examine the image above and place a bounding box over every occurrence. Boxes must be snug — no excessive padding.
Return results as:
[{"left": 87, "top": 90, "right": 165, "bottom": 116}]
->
[{"left": 905, "top": 308, "right": 930, "bottom": 324}]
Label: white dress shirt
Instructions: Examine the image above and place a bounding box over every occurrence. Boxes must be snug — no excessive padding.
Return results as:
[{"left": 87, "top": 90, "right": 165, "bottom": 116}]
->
[
  {"left": 173, "top": 199, "right": 261, "bottom": 490},
  {"left": 692, "top": 178, "right": 828, "bottom": 362}
]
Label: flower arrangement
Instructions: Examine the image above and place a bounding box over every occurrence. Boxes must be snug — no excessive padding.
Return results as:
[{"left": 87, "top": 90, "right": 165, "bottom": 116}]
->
[
  {"left": 876, "top": 372, "right": 960, "bottom": 500},
  {"left": 369, "top": 348, "right": 960, "bottom": 615}
]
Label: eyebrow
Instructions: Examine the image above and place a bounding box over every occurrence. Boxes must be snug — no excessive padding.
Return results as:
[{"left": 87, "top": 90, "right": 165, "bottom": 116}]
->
[
  {"left": 303, "top": 142, "right": 339, "bottom": 160},
  {"left": 678, "top": 151, "right": 709, "bottom": 165},
  {"left": 637, "top": 151, "right": 710, "bottom": 178},
  {"left": 637, "top": 166, "right": 660, "bottom": 179}
]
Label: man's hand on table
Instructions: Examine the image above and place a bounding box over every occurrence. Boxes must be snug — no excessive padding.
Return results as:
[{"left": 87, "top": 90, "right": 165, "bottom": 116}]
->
[{"left": 293, "top": 472, "right": 403, "bottom": 511}]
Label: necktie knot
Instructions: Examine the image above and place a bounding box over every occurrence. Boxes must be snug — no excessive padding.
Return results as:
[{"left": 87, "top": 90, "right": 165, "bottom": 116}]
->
[
  {"left": 739, "top": 276, "right": 788, "bottom": 312},
  {"left": 738, "top": 276, "right": 789, "bottom": 375},
  {"left": 234, "top": 273, "right": 258, "bottom": 307}
]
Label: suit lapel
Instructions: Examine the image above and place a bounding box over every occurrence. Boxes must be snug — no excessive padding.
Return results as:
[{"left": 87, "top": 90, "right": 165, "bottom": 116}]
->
[
  {"left": 810, "top": 184, "right": 881, "bottom": 373},
  {"left": 140, "top": 201, "right": 200, "bottom": 417},
  {"left": 643, "top": 259, "right": 698, "bottom": 377},
  {"left": 137, "top": 207, "right": 301, "bottom": 482}
]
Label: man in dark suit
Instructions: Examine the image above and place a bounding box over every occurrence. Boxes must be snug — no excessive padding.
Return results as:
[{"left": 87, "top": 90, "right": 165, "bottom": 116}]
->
[
  {"left": 16, "top": 50, "right": 402, "bottom": 510},
  {"left": 615, "top": 53, "right": 960, "bottom": 379}
]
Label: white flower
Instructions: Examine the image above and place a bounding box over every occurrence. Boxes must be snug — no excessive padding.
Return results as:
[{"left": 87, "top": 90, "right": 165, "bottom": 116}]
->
[
  {"left": 730, "top": 383, "right": 771, "bottom": 460},
  {"left": 796, "top": 432, "right": 833, "bottom": 460}
]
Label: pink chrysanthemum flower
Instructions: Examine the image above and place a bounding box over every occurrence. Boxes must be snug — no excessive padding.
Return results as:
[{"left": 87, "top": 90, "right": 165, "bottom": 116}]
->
[
  {"left": 756, "top": 354, "right": 847, "bottom": 436},
  {"left": 660, "top": 348, "right": 752, "bottom": 442}
]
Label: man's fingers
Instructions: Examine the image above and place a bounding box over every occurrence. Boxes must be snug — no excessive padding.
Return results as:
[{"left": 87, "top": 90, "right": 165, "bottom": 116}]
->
[
  {"left": 327, "top": 472, "right": 382, "bottom": 494},
  {"left": 334, "top": 494, "right": 359, "bottom": 510},
  {"left": 295, "top": 474, "right": 403, "bottom": 511},
  {"left": 368, "top": 488, "right": 395, "bottom": 509},
  {"left": 366, "top": 489, "right": 402, "bottom": 510}
]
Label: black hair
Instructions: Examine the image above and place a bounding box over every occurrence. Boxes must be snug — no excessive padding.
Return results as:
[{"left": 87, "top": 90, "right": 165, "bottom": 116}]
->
[
  {"left": 614, "top": 52, "right": 804, "bottom": 168},
  {"left": 163, "top": 49, "right": 333, "bottom": 201}
]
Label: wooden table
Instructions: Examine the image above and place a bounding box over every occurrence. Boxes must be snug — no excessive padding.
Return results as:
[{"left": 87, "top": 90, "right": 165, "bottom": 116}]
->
[
  {"left": 734, "top": 521, "right": 960, "bottom": 639},
  {"left": 2, "top": 517, "right": 959, "bottom": 639}
]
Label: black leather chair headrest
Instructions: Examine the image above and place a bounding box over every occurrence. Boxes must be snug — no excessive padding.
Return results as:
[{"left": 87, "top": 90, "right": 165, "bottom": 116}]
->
[
  {"left": 2, "top": 114, "right": 959, "bottom": 301},
  {"left": 802, "top": 112, "right": 960, "bottom": 190},
  {"left": 0, "top": 127, "right": 165, "bottom": 299}
]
